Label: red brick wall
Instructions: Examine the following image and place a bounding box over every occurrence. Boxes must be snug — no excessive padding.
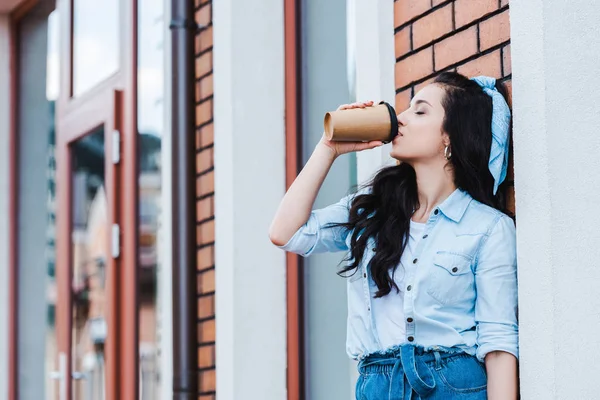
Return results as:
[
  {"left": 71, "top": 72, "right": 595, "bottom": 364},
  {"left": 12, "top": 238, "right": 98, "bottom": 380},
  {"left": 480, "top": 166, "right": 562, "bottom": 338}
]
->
[
  {"left": 195, "top": 0, "right": 215, "bottom": 398},
  {"left": 394, "top": 0, "right": 514, "bottom": 214}
]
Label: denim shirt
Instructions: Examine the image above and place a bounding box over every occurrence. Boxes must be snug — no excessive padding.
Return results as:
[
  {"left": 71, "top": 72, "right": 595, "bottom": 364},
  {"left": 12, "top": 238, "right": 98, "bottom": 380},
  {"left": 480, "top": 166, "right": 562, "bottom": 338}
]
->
[{"left": 278, "top": 188, "right": 519, "bottom": 362}]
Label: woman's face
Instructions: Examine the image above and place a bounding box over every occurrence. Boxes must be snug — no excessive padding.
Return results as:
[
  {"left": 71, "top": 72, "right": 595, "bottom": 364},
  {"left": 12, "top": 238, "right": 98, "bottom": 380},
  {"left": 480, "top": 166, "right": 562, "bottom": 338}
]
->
[{"left": 390, "top": 84, "right": 449, "bottom": 163}]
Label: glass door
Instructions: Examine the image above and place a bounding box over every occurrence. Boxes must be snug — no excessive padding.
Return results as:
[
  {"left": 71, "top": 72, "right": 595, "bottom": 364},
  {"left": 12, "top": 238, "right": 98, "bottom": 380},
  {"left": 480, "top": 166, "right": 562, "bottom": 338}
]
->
[
  {"left": 54, "top": 90, "right": 122, "bottom": 400},
  {"left": 49, "top": 0, "right": 138, "bottom": 396},
  {"left": 70, "top": 126, "right": 108, "bottom": 400}
]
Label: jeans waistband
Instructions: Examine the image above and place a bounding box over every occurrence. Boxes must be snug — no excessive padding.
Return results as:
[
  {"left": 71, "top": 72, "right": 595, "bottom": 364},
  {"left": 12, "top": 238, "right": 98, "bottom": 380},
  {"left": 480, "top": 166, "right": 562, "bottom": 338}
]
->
[
  {"left": 359, "top": 345, "right": 467, "bottom": 373},
  {"left": 357, "top": 345, "right": 470, "bottom": 399}
]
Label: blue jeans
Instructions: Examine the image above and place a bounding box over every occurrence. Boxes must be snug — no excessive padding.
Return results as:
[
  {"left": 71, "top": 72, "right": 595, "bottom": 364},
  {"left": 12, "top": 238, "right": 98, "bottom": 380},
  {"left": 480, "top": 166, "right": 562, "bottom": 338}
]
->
[{"left": 356, "top": 345, "right": 487, "bottom": 399}]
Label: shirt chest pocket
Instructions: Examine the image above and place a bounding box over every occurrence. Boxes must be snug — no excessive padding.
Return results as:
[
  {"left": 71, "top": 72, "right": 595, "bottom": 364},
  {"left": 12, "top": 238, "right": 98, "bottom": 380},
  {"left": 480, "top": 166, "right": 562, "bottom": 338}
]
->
[{"left": 426, "top": 251, "right": 475, "bottom": 306}]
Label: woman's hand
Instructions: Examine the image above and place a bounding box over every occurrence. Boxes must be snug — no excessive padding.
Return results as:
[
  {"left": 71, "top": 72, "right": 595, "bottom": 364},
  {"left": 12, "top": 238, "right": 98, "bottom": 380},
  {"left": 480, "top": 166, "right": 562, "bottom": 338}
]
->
[{"left": 318, "top": 101, "right": 384, "bottom": 158}]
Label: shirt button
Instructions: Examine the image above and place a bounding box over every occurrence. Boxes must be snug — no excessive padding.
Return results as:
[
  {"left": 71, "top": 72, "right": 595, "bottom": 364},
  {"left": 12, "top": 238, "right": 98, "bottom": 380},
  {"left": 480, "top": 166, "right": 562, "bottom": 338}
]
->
[
  {"left": 434, "top": 209, "right": 439, "bottom": 215},
  {"left": 407, "top": 318, "right": 413, "bottom": 323},
  {"left": 422, "top": 234, "right": 428, "bottom": 239},
  {"left": 452, "top": 267, "right": 458, "bottom": 273},
  {"left": 408, "top": 336, "right": 414, "bottom": 342},
  {"left": 363, "top": 273, "right": 367, "bottom": 278},
  {"left": 407, "top": 285, "right": 412, "bottom": 291},
  {"left": 412, "top": 258, "right": 418, "bottom": 264}
]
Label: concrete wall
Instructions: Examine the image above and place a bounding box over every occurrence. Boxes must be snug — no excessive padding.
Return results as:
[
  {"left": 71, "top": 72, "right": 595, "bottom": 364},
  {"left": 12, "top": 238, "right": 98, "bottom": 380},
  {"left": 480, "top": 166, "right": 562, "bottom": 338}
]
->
[
  {"left": 300, "top": 0, "right": 354, "bottom": 398},
  {"left": 212, "top": 0, "right": 287, "bottom": 398},
  {"left": 0, "top": 14, "right": 11, "bottom": 400},
  {"left": 16, "top": 8, "right": 51, "bottom": 400},
  {"left": 510, "top": 1, "right": 600, "bottom": 398}
]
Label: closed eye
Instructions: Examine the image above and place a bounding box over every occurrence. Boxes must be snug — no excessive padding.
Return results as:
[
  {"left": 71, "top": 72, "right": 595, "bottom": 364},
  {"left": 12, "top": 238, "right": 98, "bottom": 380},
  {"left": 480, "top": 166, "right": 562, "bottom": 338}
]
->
[{"left": 415, "top": 111, "right": 425, "bottom": 115}]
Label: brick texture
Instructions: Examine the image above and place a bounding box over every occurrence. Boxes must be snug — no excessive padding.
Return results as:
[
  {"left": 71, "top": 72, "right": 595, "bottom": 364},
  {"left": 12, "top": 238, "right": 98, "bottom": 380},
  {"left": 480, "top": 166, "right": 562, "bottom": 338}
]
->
[
  {"left": 412, "top": 4, "right": 453, "bottom": 49},
  {"left": 479, "top": 10, "right": 510, "bottom": 51},
  {"left": 454, "top": 0, "right": 498, "bottom": 28},
  {"left": 195, "top": 0, "right": 215, "bottom": 397},
  {"left": 394, "top": 0, "right": 515, "bottom": 213},
  {"left": 394, "top": 0, "right": 432, "bottom": 27},
  {"left": 395, "top": 46, "right": 433, "bottom": 89},
  {"left": 395, "top": 27, "right": 411, "bottom": 58},
  {"left": 395, "top": 89, "right": 412, "bottom": 114},
  {"left": 456, "top": 50, "right": 502, "bottom": 79},
  {"left": 434, "top": 26, "right": 478, "bottom": 70}
]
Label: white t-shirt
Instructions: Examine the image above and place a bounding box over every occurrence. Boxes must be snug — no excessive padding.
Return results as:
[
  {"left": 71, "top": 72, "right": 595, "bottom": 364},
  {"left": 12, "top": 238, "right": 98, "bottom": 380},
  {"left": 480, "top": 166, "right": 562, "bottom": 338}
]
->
[{"left": 371, "top": 220, "right": 426, "bottom": 350}]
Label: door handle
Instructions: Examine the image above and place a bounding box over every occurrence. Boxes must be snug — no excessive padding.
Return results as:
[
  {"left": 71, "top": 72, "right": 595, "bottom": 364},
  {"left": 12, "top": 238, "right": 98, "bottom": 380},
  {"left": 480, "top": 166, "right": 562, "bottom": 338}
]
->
[
  {"left": 71, "top": 371, "right": 86, "bottom": 380},
  {"left": 49, "top": 371, "right": 62, "bottom": 380},
  {"left": 49, "top": 352, "right": 67, "bottom": 400},
  {"left": 50, "top": 371, "right": 85, "bottom": 380}
]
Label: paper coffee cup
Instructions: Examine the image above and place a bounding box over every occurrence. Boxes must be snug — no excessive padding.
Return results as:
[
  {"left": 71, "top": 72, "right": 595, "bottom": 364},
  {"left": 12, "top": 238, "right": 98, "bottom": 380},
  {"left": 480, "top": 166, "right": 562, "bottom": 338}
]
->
[{"left": 324, "top": 101, "right": 398, "bottom": 143}]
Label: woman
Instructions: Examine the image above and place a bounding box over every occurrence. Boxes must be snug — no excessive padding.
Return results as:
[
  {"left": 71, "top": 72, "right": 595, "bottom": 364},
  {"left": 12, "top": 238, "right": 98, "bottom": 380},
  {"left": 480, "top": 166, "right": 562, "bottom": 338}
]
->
[{"left": 269, "top": 72, "right": 518, "bottom": 399}]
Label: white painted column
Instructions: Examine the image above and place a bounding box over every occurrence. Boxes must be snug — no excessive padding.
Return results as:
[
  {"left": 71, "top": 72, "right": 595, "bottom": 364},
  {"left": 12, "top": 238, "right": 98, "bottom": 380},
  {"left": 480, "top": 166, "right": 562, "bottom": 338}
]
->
[
  {"left": 213, "top": 1, "right": 287, "bottom": 399},
  {"left": 159, "top": 0, "right": 173, "bottom": 398},
  {"left": 350, "top": 0, "right": 397, "bottom": 185},
  {"left": 0, "top": 15, "right": 10, "bottom": 400},
  {"left": 511, "top": 1, "right": 600, "bottom": 398},
  {"left": 509, "top": 3, "right": 554, "bottom": 398}
]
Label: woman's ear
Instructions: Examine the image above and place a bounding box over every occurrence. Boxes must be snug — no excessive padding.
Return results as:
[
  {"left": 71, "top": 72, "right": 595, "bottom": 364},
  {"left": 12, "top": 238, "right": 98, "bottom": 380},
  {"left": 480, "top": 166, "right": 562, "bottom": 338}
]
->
[{"left": 442, "top": 132, "right": 451, "bottom": 147}]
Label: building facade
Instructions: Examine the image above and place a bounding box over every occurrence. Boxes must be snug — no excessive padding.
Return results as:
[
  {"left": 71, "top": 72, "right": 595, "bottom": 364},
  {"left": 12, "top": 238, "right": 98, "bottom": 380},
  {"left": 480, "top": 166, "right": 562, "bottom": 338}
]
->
[{"left": 1, "top": 0, "right": 600, "bottom": 399}]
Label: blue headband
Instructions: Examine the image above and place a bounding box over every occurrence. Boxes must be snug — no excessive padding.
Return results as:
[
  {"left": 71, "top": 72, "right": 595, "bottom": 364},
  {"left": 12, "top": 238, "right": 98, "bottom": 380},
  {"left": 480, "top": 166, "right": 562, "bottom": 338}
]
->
[{"left": 470, "top": 76, "right": 511, "bottom": 195}]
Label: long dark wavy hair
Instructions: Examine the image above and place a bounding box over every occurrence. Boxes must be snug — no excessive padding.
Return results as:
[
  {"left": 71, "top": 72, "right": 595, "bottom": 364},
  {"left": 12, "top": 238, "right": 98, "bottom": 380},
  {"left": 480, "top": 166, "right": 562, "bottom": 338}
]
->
[{"left": 333, "top": 72, "right": 512, "bottom": 298}]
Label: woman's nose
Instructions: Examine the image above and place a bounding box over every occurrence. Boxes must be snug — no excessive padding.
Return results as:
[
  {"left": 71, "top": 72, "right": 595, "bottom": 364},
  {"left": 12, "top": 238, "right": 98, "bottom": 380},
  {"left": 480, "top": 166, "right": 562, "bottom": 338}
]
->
[{"left": 397, "top": 111, "right": 407, "bottom": 127}]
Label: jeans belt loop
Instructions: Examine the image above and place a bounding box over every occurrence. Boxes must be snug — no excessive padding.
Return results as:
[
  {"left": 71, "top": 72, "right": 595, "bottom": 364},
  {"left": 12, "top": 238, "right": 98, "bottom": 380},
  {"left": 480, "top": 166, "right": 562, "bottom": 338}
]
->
[{"left": 433, "top": 350, "right": 443, "bottom": 371}]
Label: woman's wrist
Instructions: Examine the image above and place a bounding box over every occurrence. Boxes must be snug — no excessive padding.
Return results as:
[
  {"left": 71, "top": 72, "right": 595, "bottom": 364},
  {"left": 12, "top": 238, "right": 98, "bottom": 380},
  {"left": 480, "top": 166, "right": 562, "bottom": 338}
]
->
[{"left": 314, "top": 140, "right": 338, "bottom": 163}]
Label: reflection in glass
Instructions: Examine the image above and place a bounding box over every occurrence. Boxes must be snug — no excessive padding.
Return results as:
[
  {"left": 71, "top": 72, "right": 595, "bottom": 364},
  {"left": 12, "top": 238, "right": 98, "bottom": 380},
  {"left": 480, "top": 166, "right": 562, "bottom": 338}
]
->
[
  {"left": 71, "top": 128, "right": 107, "bottom": 399},
  {"left": 45, "top": 10, "right": 60, "bottom": 399},
  {"left": 45, "top": 102, "right": 59, "bottom": 400},
  {"left": 73, "top": 0, "right": 120, "bottom": 96},
  {"left": 138, "top": 0, "right": 164, "bottom": 397}
]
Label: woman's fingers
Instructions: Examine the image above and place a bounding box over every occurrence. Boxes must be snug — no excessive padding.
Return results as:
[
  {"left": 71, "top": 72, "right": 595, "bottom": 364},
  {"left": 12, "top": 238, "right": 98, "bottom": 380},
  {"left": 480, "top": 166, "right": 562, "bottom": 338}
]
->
[
  {"left": 337, "top": 100, "right": 375, "bottom": 111},
  {"left": 367, "top": 140, "right": 384, "bottom": 149},
  {"left": 353, "top": 140, "right": 384, "bottom": 152},
  {"left": 355, "top": 101, "right": 373, "bottom": 108}
]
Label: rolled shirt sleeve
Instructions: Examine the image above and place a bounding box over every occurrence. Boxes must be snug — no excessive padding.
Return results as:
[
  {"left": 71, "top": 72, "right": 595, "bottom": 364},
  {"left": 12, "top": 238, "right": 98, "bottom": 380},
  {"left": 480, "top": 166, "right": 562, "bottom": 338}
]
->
[
  {"left": 277, "top": 192, "right": 357, "bottom": 257},
  {"left": 474, "top": 214, "right": 519, "bottom": 362}
]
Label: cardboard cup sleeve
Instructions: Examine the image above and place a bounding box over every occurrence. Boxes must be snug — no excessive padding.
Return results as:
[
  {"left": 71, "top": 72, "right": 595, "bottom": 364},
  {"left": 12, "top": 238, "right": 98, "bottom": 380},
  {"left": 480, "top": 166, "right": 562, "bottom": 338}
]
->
[{"left": 324, "top": 101, "right": 398, "bottom": 143}]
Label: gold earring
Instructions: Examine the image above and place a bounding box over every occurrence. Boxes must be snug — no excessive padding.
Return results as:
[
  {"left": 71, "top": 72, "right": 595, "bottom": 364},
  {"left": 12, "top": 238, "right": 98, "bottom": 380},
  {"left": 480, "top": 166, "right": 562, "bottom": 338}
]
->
[{"left": 444, "top": 145, "right": 452, "bottom": 160}]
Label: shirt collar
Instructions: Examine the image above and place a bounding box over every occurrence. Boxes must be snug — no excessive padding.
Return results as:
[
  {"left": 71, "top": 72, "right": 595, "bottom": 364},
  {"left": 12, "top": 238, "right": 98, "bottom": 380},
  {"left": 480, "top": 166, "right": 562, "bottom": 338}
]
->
[{"left": 436, "top": 188, "right": 473, "bottom": 223}]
